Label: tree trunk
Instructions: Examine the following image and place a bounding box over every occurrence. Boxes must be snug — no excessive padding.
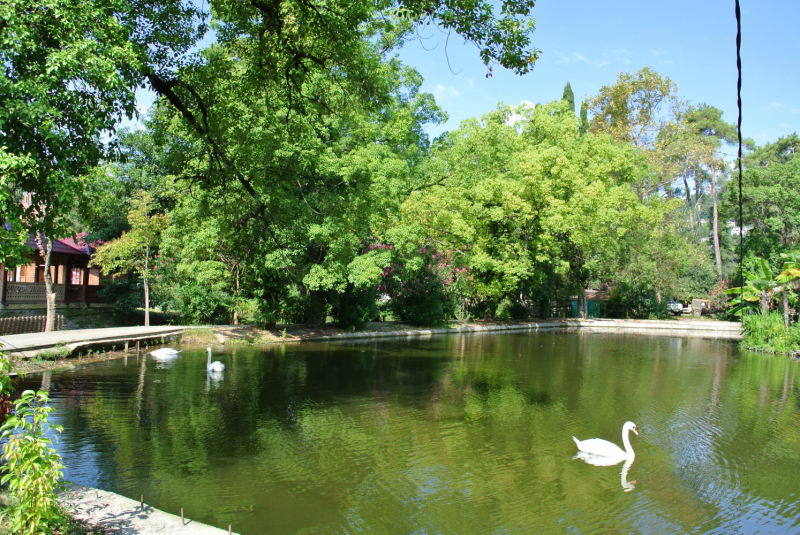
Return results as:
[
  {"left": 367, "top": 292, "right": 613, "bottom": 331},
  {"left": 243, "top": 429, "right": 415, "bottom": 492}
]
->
[
  {"left": 35, "top": 234, "right": 57, "bottom": 332},
  {"left": 711, "top": 164, "right": 722, "bottom": 278},
  {"left": 760, "top": 291, "right": 771, "bottom": 314},
  {"left": 783, "top": 287, "right": 789, "bottom": 331},
  {"left": 694, "top": 173, "right": 703, "bottom": 238},
  {"left": 577, "top": 289, "right": 586, "bottom": 319},
  {"left": 683, "top": 173, "right": 694, "bottom": 229},
  {"left": 232, "top": 268, "right": 240, "bottom": 325},
  {"left": 143, "top": 244, "right": 150, "bottom": 327}
]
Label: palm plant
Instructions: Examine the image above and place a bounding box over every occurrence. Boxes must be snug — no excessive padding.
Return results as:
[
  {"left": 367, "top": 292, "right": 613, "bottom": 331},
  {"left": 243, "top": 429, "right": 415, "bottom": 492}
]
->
[
  {"left": 777, "top": 251, "right": 800, "bottom": 329},
  {"left": 723, "top": 258, "right": 780, "bottom": 316}
]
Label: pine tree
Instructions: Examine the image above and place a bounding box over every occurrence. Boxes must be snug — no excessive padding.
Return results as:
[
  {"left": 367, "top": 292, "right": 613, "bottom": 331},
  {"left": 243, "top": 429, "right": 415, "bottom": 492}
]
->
[{"left": 562, "top": 82, "right": 575, "bottom": 115}]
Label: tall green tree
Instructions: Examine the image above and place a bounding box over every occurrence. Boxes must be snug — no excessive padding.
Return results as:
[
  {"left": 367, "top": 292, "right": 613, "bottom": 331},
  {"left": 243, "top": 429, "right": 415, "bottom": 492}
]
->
[
  {"left": 0, "top": 0, "right": 143, "bottom": 260},
  {"left": 92, "top": 191, "right": 168, "bottom": 326},
  {"left": 728, "top": 135, "right": 800, "bottom": 263},
  {"left": 587, "top": 67, "right": 683, "bottom": 196},
  {"left": 684, "top": 104, "right": 740, "bottom": 278},
  {"left": 561, "top": 82, "right": 575, "bottom": 115}
]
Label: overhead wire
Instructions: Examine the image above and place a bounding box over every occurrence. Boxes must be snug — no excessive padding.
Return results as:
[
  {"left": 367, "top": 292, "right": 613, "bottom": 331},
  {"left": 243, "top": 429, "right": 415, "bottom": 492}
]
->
[{"left": 735, "top": 0, "right": 743, "bottom": 323}]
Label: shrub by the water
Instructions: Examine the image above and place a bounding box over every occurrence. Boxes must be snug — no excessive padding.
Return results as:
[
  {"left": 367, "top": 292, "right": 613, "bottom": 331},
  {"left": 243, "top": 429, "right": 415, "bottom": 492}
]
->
[
  {"left": 388, "top": 266, "right": 454, "bottom": 327},
  {"left": 495, "top": 298, "right": 529, "bottom": 320},
  {"left": 332, "top": 285, "right": 379, "bottom": 331},
  {"left": 742, "top": 311, "right": 800, "bottom": 353},
  {"left": 173, "top": 283, "right": 234, "bottom": 324}
]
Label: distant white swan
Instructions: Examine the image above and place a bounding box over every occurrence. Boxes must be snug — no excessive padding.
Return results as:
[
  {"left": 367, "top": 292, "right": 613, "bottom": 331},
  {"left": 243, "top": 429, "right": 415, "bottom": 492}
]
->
[
  {"left": 150, "top": 348, "right": 182, "bottom": 359},
  {"left": 206, "top": 347, "right": 225, "bottom": 372},
  {"left": 573, "top": 421, "right": 638, "bottom": 460}
]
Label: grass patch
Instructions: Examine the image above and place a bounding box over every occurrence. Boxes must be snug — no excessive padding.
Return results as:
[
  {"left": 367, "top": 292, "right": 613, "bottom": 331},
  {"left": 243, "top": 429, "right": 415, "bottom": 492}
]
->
[
  {"left": 35, "top": 345, "right": 72, "bottom": 361},
  {"left": 180, "top": 327, "right": 217, "bottom": 345}
]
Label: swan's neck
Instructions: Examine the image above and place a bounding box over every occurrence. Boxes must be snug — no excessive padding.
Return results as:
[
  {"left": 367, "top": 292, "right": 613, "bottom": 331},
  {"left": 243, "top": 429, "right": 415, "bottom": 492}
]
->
[
  {"left": 622, "top": 428, "right": 635, "bottom": 458},
  {"left": 207, "top": 353, "right": 212, "bottom": 366}
]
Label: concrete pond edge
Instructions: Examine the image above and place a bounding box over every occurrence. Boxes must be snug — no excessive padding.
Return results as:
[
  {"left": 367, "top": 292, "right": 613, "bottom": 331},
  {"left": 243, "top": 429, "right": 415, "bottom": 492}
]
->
[
  {"left": 299, "top": 319, "right": 743, "bottom": 343},
  {"left": 60, "top": 484, "right": 239, "bottom": 535}
]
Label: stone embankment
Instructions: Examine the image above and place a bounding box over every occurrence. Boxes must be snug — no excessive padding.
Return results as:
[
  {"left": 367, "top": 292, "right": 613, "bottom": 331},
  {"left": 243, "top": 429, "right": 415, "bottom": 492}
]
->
[
  {"left": 300, "top": 318, "right": 742, "bottom": 342},
  {"left": 60, "top": 484, "right": 238, "bottom": 534}
]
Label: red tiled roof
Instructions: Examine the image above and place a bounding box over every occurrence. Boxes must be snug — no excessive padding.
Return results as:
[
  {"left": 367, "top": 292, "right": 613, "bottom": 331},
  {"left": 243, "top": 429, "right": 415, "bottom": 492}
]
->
[{"left": 24, "top": 232, "right": 102, "bottom": 257}]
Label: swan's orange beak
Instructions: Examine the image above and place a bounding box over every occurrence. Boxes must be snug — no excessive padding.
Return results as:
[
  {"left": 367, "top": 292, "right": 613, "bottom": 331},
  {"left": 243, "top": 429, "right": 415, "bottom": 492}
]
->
[{"left": 633, "top": 427, "right": 639, "bottom": 436}]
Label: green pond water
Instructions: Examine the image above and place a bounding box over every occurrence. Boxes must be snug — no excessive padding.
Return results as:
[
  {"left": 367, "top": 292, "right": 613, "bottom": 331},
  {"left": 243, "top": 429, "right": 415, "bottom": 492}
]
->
[{"left": 20, "top": 332, "right": 800, "bottom": 534}]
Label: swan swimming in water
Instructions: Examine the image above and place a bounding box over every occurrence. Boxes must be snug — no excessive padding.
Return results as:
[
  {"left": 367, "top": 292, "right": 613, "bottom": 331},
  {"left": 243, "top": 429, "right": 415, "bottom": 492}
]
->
[
  {"left": 206, "top": 347, "right": 225, "bottom": 372},
  {"left": 150, "top": 348, "right": 182, "bottom": 359},
  {"left": 573, "top": 421, "right": 638, "bottom": 460}
]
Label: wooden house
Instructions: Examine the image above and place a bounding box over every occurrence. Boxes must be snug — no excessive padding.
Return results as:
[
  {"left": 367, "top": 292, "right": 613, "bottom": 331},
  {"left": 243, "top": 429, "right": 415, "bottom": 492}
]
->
[{"left": 0, "top": 233, "right": 108, "bottom": 306}]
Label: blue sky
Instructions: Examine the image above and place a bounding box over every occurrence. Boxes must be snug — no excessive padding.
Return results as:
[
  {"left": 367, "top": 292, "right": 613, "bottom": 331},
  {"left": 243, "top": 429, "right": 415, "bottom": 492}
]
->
[
  {"left": 129, "top": 1, "right": 798, "bottom": 149},
  {"left": 392, "top": 0, "right": 799, "bottom": 147}
]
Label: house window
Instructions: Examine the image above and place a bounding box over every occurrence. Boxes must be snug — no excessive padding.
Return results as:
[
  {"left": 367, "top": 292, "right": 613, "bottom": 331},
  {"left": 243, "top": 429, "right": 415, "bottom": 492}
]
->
[
  {"left": 88, "top": 268, "right": 100, "bottom": 286},
  {"left": 70, "top": 268, "right": 83, "bottom": 285}
]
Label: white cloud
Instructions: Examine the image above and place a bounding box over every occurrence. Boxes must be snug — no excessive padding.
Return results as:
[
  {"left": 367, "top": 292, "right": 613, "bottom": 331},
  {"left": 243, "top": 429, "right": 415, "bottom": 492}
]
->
[
  {"left": 650, "top": 48, "right": 664, "bottom": 55},
  {"left": 506, "top": 100, "right": 536, "bottom": 126},
  {"left": 433, "top": 84, "right": 460, "bottom": 100},
  {"left": 764, "top": 102, "right": 799, "bottom": 114},
  {"left": 467, "top": 78, "right": 475, "bottom": 88}
]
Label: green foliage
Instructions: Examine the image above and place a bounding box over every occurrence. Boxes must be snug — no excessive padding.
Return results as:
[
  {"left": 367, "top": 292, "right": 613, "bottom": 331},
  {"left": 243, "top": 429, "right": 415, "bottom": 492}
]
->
[
  {"left": 332, "top": 285, "right": 380, "bottom": 331},
  {"left": 0, "top": 390, "right": 66, "bottom": 535},
  {"left": 724, "top": 257, "right": 779, "bottom": 315},
  {"left": 561, "top": 82, "right": 575, "bottom": 115},
  {"left": 605, "top": 282, "right": 669, "bottom": 319},
  {"left": 729, "top": 142, "right": 800, "bottom": 262},
  {"left": 386, "top": 252, "right": 455, "bottom": 327},
  {"left": 171, "top": 283, "right": 234, "bottom": 325},
  {"left": 97, "top": 278, "right": 144, "bottom": 316},
  {"left": 495, "top": 298, "right": 528, "bottom": 321},
  {"left": 742, "top": 311, "right": 800, "bottom": 353},
  {"left": 0, "top": 0, "right": 141, "bottom": 260}
]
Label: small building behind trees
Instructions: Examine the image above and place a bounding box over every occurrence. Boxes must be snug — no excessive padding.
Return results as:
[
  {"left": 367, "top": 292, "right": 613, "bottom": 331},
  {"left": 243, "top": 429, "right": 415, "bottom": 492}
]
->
[{"left": 0, "top": 233, "right": 108, "bottom": 307}]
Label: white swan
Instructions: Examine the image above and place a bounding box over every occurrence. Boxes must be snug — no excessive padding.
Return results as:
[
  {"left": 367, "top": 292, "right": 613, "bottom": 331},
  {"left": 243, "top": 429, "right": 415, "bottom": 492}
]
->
[
  {"left": 573, "top": 421, "right": 638, "bottom": 460},
  {"left": 206, "top": 347, "right": 225, "bottom": 372},
  {"left": 150, "top": 348, "right": 182, "bottom": 359}
]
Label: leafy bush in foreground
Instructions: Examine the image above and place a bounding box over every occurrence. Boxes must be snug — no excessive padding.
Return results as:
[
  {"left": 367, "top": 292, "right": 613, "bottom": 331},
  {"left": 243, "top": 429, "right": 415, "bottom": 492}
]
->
[{"left": 1, "top": 390, "right": 66, "bottom": 535}]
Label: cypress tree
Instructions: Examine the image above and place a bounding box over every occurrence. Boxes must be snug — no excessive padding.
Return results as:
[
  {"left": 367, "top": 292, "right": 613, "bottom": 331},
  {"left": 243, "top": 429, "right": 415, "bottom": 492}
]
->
[
  {"left": 579, "top": 101, "right": 590, "bottom": 136},
  {"left": 562, "top": 82, "right": 575, "bottom": 115}
]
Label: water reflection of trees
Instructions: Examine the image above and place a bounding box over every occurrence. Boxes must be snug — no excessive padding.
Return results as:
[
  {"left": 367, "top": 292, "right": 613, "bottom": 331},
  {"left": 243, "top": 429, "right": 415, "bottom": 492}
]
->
[{"left": 22, "top": 334, "right": 800, "bottom": 534}]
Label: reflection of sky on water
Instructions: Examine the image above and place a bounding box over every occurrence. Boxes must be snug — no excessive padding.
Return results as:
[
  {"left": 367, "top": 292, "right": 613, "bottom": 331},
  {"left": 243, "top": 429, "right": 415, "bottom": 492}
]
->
[{"left": 22, "top": 334, "right": 800, "bottom": 534}]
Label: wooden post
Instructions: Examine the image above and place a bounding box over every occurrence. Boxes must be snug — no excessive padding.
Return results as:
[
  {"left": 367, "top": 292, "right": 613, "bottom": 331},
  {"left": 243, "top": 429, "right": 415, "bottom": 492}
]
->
[
  {"left": 82, "top": 266, "right": 89, "bottom": 305},
  {"left": 64, "top": 257, "right": 72, "bottom": 305},
  {"left": 0, "top": 262, "right": 6, "bottom": 307}
]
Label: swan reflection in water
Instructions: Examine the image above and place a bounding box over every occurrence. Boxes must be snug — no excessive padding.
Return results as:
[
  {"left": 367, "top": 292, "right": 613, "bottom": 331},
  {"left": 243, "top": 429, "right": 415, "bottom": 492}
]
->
[
  {"left": 572, "top": 421, "right": 639, "bottom": 492},
  {"left": 206, "top": 370, "right": 225, "bottom": 391},
  {"left": 572, "top": 451, "right": 637, "bottom": 492}
]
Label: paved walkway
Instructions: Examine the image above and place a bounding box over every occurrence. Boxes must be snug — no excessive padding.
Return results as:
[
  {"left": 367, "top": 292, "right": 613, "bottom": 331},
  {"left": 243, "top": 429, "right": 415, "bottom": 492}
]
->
[{"left": 0, "top": 325, "right": 185, "bottom": 358}]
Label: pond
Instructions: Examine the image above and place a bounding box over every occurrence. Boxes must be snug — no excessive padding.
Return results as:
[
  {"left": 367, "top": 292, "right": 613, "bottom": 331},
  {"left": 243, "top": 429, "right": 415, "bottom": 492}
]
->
[{"left": 19, "top": 332, "right": 800, "bottom": 534}]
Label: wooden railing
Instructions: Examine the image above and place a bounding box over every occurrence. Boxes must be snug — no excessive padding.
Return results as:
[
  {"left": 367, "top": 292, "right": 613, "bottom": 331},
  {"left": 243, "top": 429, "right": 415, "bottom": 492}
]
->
[
  {"left": 66, "top": 285, "right": 84, "bottom": 303},
  {"left": 4, "top": 282, "right": 105, "bottom": 304},
  {"left": 5, "top": 283, "right": 65, "bottom": 303}
]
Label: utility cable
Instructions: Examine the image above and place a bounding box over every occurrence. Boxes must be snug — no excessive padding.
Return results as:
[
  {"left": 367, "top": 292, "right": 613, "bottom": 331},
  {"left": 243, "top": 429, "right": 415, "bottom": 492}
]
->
[{"left": 735, "top": 0, "right": 743, "bottom": 323}]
